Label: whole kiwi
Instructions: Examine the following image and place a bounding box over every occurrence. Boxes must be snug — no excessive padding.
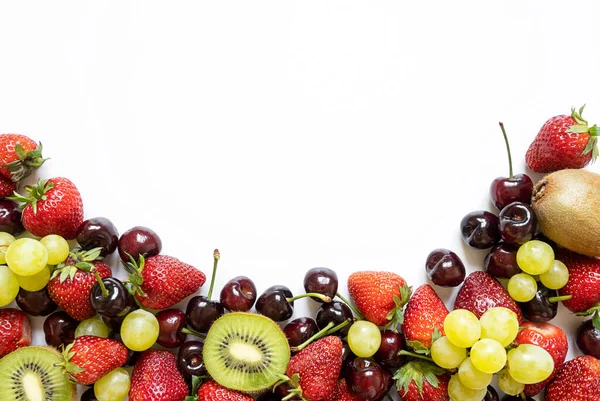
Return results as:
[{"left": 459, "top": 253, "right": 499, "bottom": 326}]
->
[{"left": 532, "top": 169, "right": 600, "bottom": 257}]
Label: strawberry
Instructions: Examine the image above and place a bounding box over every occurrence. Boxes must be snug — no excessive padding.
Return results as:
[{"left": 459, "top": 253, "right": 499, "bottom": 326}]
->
[
  {"left": 127, "top": 254, "right": 206, "bottom": 310},
  {"left": 394, "top": 360, "right": 450, "bottom": 401},
  {"left": 285, "top": 336, "right": 343, "bottom": 401},
  {"left": 196, "top": 380, "right": 253, "bottom": 401},
  {"left": 129, "top": 349, "right": 188, "bottom": 401},
  {"left": 325, "top": 379, "right": 365, "bottom": 401},
  {"left": 0, "top": 133, "right": 47, "bottom": 182},
  {"left": 514, "top": 321, "right": 568, "bottom": 397},
  {"left": 556, "top": 248, "right": 600, "bottom": 314},
  {"left": 453, "top": 271, "right": 523, "bottom": 323},
  {"left": 59, "top": 335, "right": 128, "bottom": 385},
  {"left": 347, "top": 271, "right": 410, "bottom": 327},
  {"left": 10, "top": 177, "right": 83, "bottom": 239},
  {"left": 47, "top": 248, "right": 112, "bottom": 321},
  {"left": 401, "top": 284, "right": 448, "bottom": 351},
  {"left": 0, "top": 308, "right": 31, "bottom": 358},
  {"left": 526, "top": 106, "right": 599, "bottom": 172},
  {"left": 545, "top": 355, "right": 600, "bottom": 401},
  {"left": 0, "top": 175, "right": 16, "bottom": 199}
]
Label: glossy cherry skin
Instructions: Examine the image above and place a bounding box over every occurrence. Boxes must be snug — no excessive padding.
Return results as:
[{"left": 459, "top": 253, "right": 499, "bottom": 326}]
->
[
  {"left": 16, "top": 288, "right": 58, "bottom": 316},
  {"left": 316, "top": 301, "right": 353, "bottom": 336},
  {"left": 76, "top": 217, "right": 119, "bottom": 257},
  {"left": 303, "top": 267, "right": 338, "bottom": 302},
  {"left": 490, "top": 173, "right": 534, "bottom": 210},
  {"left": 484, "top": 385, "right": 499, "bottom": 401},
  {"left": 90, "top": 277, "right": 133, "bottom": 317},
  {"left": 177, "top": 341, "right": 206, "bottom": 377},
  {"left": 484, "top": 243, "right": 521, "bottom": 278},
  {"left": 156, "top": 309, "right": 187, "bottom": 348},
  {"left": 374, "top": 330, "right": 404, "bottom": 368},
  {"left": 43, "top": 311, "right": 78, "bottom": 347},
  {"left": 80, "top": 388, "right": 99, "bottom": 401},
  {"left": 256, "top": 285, "right": 294, "bottom": 322},
  {"left": 283, "top": 317, "right": 319, "bottom": 348},
  {"left": 0, "top": 200, "right": 23, "bottom": 235},
  {"left": 576, "top": 318, "right": 600, "bottom": 359},
  {"left": 345, "top": 358, "right": 391, "bottom": 401},
  {"left": 220, "top": 275, "right": 257, "bottom": 312},
  {"left": 499, "top": 202, "right": 537, "bottom": 244},
  {"left": 460, "top": 211, "right": 501, "bottom": 249},
  {"left": 118, "top": 226, "right": 162, "bottom": 262},
  {"left": 518, "top": 283, "right": 558, "bottom": 323},
  {"left": 186, "top": 296, "right": 225, "bottom": 333},
  {"left": 425, "top": 249, "right": 466, "bottom": 287}
]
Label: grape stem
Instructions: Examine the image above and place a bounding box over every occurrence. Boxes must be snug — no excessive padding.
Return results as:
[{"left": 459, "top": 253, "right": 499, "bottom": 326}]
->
[
  {"left": 398, "top": 350, "right": 434, "bottom": 363},
  {"left": 206, "top": 249, "right": 220, "bottom": 300},
  {"left": 92, "top": 269, "right": 109, "bottom": 297},
  {"left": 335, "top": 292, "right": 365, "bottom": 320},
  {"left": 286, "top": 293, "right": 332, "bottom": 303},
  {"left": 182, "top": 327, "right": 207, "bottom": 339},
  {"left": 291, "top": 319, "right": 352, "bottom": 352},
  {"left": 499, "top": 122, "right": 514, "bottom": 179}
]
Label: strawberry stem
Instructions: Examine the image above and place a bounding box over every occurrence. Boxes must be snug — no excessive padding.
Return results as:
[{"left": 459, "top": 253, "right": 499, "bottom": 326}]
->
[
  {"left": 335, "top": 292, "right": 365, "bottom": 320},
  {"left": 182, "top": 327, "right": 207, "bottom": 339},
  {"left": 206, "top": 249, "right": 220, "bottom": 300},
  {"left": 398, "top": 350, "right": 434, "bottom": 363},
  {"left": 499, "top": 122, "right": 514, "bottom": 179},
  {"left": 92, "top": 269, "right": 109, "bottom": 297},
  {"left": 286, "top": 293, "right": 332, "bottom": 303},
  {"left": 548, "top": 295, "right": 572, "bottom": 303}
]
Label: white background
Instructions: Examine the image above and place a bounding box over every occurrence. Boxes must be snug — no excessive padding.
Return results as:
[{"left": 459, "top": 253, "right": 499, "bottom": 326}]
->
[{"left": 1, "top": 2, "right": 600, "bottom": 400}]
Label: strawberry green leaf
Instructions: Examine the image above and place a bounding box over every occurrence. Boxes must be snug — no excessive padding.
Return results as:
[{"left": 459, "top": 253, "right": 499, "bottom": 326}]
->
[
  {"left": 575, "top": 305, "right": 600, "bottom": 317},
  {"left": 567, "top": 124, "right": 589, "bottom": 134},
  {"left": 593, "top": 310, "right": 600, "bottom": 331},
  {"left": 406, "top": 340, "right": 431, "bottom": 355},
  {"left": 393, "top": 360, "right": 445, "bottom": 395},
  {"left": 431, "top": 327, "right": 442, "bottom": 345},
  {"left": 59, "top": 267, "right": 70, "bottom": 283},
  {"left": 571, "top": 105, "right": 588, "bottom": 125}
]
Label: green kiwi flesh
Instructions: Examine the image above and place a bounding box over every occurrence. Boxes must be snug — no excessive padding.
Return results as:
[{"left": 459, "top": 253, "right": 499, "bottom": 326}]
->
[
  {"left": 0, "top": 346, "right": 74, "bottom": 401},
  {"left": 532, "top": 169, "right": 600, "bottom": 257},
  {"left": 203, "top": 312, "right": 290, "bottom": 392}
]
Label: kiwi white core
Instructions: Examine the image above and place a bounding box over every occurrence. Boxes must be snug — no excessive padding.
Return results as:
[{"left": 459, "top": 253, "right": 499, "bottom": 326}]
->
[
  {"left": 230, "top": 342, "right": 263, "bottom": 363},
  {"left": 23, "top": 372, "right": 43, "bottom": 401}
]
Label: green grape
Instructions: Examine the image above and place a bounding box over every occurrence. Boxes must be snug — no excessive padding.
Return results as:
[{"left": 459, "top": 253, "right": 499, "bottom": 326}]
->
[
  {"left": 16, "top": 265, "right": 51, "bottom": 292},
  {"left": 539, "top": 260, "right": 569, "bottom": 290},
  {"left": 447, "top": 374, "right": 487, "bottom": 401},
  {"left": 0, "top": 232, "right": 16, "bottom": 264},
  {"left": 121, "top": 309, "right": 159, "bottom": 351},
  {"left": 469, "top": 338, "right": 506, "bottom": 374},
  {"left": 5, "top": 238, "right": 48, "bottom": 276},
  {"left": 457, "top": 357, "right": 493, "bottom": 390},
  {"left": 347, "top": 321, "right": 381, "bottom": 358},
  {"left": 75, "top": 316, "right": 111, "bottom": 338},
  {"left": 498, "top": 368, "right": 524, "bottom": 395},
  {"left": 40, "top": 234, "right": 70, "bottom": 265},
  {"left": 431, "top": 336, "right": 467, "bottom": 369},
  {"left": 443, "top": 309, "right": 481, "bottom": 348},
  {"left": 94, "top": 367, "right": 131, "bottom": 401},
  {"left": 0, "top": 265, "right": 20, "bottom": 306},
  {"left": 516, "top": 240, "right": 554, "bottom": 275},
  {"left": 507, "top": 273, "right": 538, "bottom": 302},
  {"left": 507, "top": 344, "right": 554, "bottom": 384},
  {"left": 479, "top": 307, "right": 519, "bottom": 347}
]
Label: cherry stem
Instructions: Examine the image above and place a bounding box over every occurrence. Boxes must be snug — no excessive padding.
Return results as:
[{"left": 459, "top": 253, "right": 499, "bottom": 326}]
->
[
  {"left": 286, "top": 293, "right": 332, "bottom": 303},
  {"left": 335, "top": 292, "right": 365, "bottom": 320},
  {"left": 499, "top": 122, "right": 514, "bottom": 179},
  {"left": 398, "top": 350, "right": 434, "bottom": 363},
  {"left": 385, "top": 393, "right": 394, "bottom": 401},
  {"left": 182, "top": 327, "right": 207, "bottom": 339},
  {"left": 92, "top": 269, "right": 109, "bottom": 297},
  {"left": 292, "top": 321, "right": 334, "bottom": 352},
  {"left": 548, "top": 295, "right": 572, "bottom": 303},
  {"left": 207, "top": 249, "right": 220, "bottom": 300}
]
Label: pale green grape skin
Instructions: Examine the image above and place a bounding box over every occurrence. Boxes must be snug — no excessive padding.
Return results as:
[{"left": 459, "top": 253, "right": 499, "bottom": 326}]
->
[
  {"left": 516, "top": 240, "right": 554, "bottom": 275},
  {"left": 479, "top": 307, "right": 519, "bottom": 347},
  {"left": 40, "top": 234, "right": 70, "bottom": 265},
  {"left": 15, "top": 265, "right": 51, "bottom": 292},
  {"left": 347, "top": 321, "right": 381, "bottom": 358},
  {"left": 457, "top": 357, "right": 493, "bottom": 390},
  {"left": 75, "top": 316, "right": 111, "bottom": 338},
  {"left": 94, "top": 367, "right": 131, "bottom": 401},
  {"left": 447, "top": 374, "right": 487, "bottom": 401},
  {"left": 498, "top": 368, "right": 525, "bottom": 395},
  {"left": 0, "top": 232, "right": 16, "bottom": 264},
  {"left": 0, "top": 265, "right": 20, "bottom": 306},
  {"left": 507, "top": 344, "right": 554, "bottom": 384},
  {"left": 5, "top": 238, "right": 48, "bottom": 276},
  {"left": 120, "top": 309, "right": 159, "bottom": 351},
  {"left": 431, "top": 336, "right": 467, "bottom": 369},
  {"left": 507, "top": 273, "right": 537, "bottom": 302},
  {"left": 469, "top": 339, "right": 507, "bottom": 374},
  {"left": 443, "top": 309, "right": 481, "bottom": 348},
  {"left": 539, "top": 260, "right": 569, "bottom": 290}
]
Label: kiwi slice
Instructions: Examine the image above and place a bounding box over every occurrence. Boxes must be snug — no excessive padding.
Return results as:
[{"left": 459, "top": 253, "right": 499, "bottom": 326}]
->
[
  {"left": 0, "top": 346, "right": 74, "bottom": 401},
  {"left": 203, "top": 312, "right": 290, "bottom": 392}
]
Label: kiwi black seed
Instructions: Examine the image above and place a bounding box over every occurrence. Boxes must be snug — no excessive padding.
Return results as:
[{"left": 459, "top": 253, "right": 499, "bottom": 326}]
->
[
  {"left": 0, "top": 346, "right": 74, "bottom": 401},
  {"left": 203, "top": 312, "right": 291, "bottom": 392}
]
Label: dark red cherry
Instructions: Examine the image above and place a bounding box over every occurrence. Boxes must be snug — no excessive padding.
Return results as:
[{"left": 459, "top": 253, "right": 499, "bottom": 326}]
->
[
  {"left": 460, "top": 211, "right": 500, "bottom": 249},
  {"left": 484, "top": 385, "right": 499, "bottom": 401},
  {"left": 220, "top": 276, "right": 257, "bottom": 312},
  {"left": 256, "top": 285, "right": 294, "bottom": 322},
  {"left": 303, "top": 267, "right": 338, "bottom": 303},
  {"left": 43, "top": 311, "right": 78, "bottom": 347},
  {"left": 519, "top": 283, "right": 561, "bottom": 323},
  {"left": 499, "top": 202, "right": 537, "bottom": 244},
  {"left": 156, "top": 309, "right": 187, "bottom": 348},
  {"left": 177, "top": 341, "right": 206, "bottom": 377},
  {"left": 374, "top": 330, "right": 404, "bottom": 368},
  {"left": 80, "top": 388, "right": 99, "bottom": 401},
  {"left": 76, "top": 217, "right": 119, "bottom": 257},
  {"left": 484, "top": 243, "right": 521, "bottom": 278},
  {"left": 316, "top": 301, "right": 353, "bottom": 336},
  {"left": 185, "top": 296, "right": 225, "bottom": 333},
  {"left": 425, "top": 249, "right": 466, "bottom": 287},
  {"left": 0, "top": 200, "right": 24, "bottom": 235},
  {"left": 118, "top": 226, "right": 162, "bottom": 262},
  {"left": 345, "top": 358, "right": 391, "bottom": 401},
  {"left": 90, "top": 277, "right": 133, "bottom": 317},
  {"left": 16, "top": 288, "right": 58, "bottom": 316},
  {"left": 575, "top": 314, "right": 600, "bottom": 359},
  {"left": 283, "top": 317, "right": 319, "bottom": 348}
]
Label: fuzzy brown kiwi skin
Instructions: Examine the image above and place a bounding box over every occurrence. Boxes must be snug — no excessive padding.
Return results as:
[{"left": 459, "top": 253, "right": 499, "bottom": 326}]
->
[{"left": 532, "top": 169, "right": 600, "bottom": 257}]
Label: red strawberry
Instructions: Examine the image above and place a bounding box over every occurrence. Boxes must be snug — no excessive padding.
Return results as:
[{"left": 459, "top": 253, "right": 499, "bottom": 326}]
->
[
  {"left": 514, "top": 321, "right": 568, "bottom": 397},
  {"left": 197, "top": 380, "right": 254, "bottom": 401},
  {"left": 526, "top": 106, "right": 599, "bottom": 172},
  {"left": 556, "top": 248, "right": 600, "bottom": 313},
  {"left": 325, "top": 379, "right": 365, "bottom": 401},
  {"left": 545, "top": 355, "right": 600, "bottom": 401},
  {"left": 453, "top": 271, "right": 523, "bottom": 323},
  {"left": 0, "top": 133, "right": 47, "bottom": 182},
  {"left": 0, "top": 308, "right": 31, "bottom": 358},
  {"left": 10, "top": 177, "right": 83, "bottom": 239},
  {"left": 402, "top": 284, "right": 448, "bottom": 351},
  {"left": 347, "top": 271, "right": 410, "bottom": 327},
  {"left": 127, "top": 254, "right": 206, "bottom": 310},
  {"left": 0, "top": 175, "right": 16, "bottom": 199},
  {"left": 60, "top": 335, "right": 128, "bottom": 385},
  {"left": 394, "top": 360, "right": 450, "bottom": 401},
  {"left": 129, "top": 349, "right": 188, "bottom": 401},
  {"left": 47, "top": 248, "right": 112, "bottom": 321},
  {"left": 285, "top": 336, "right": 343, "bottom": 401}
]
